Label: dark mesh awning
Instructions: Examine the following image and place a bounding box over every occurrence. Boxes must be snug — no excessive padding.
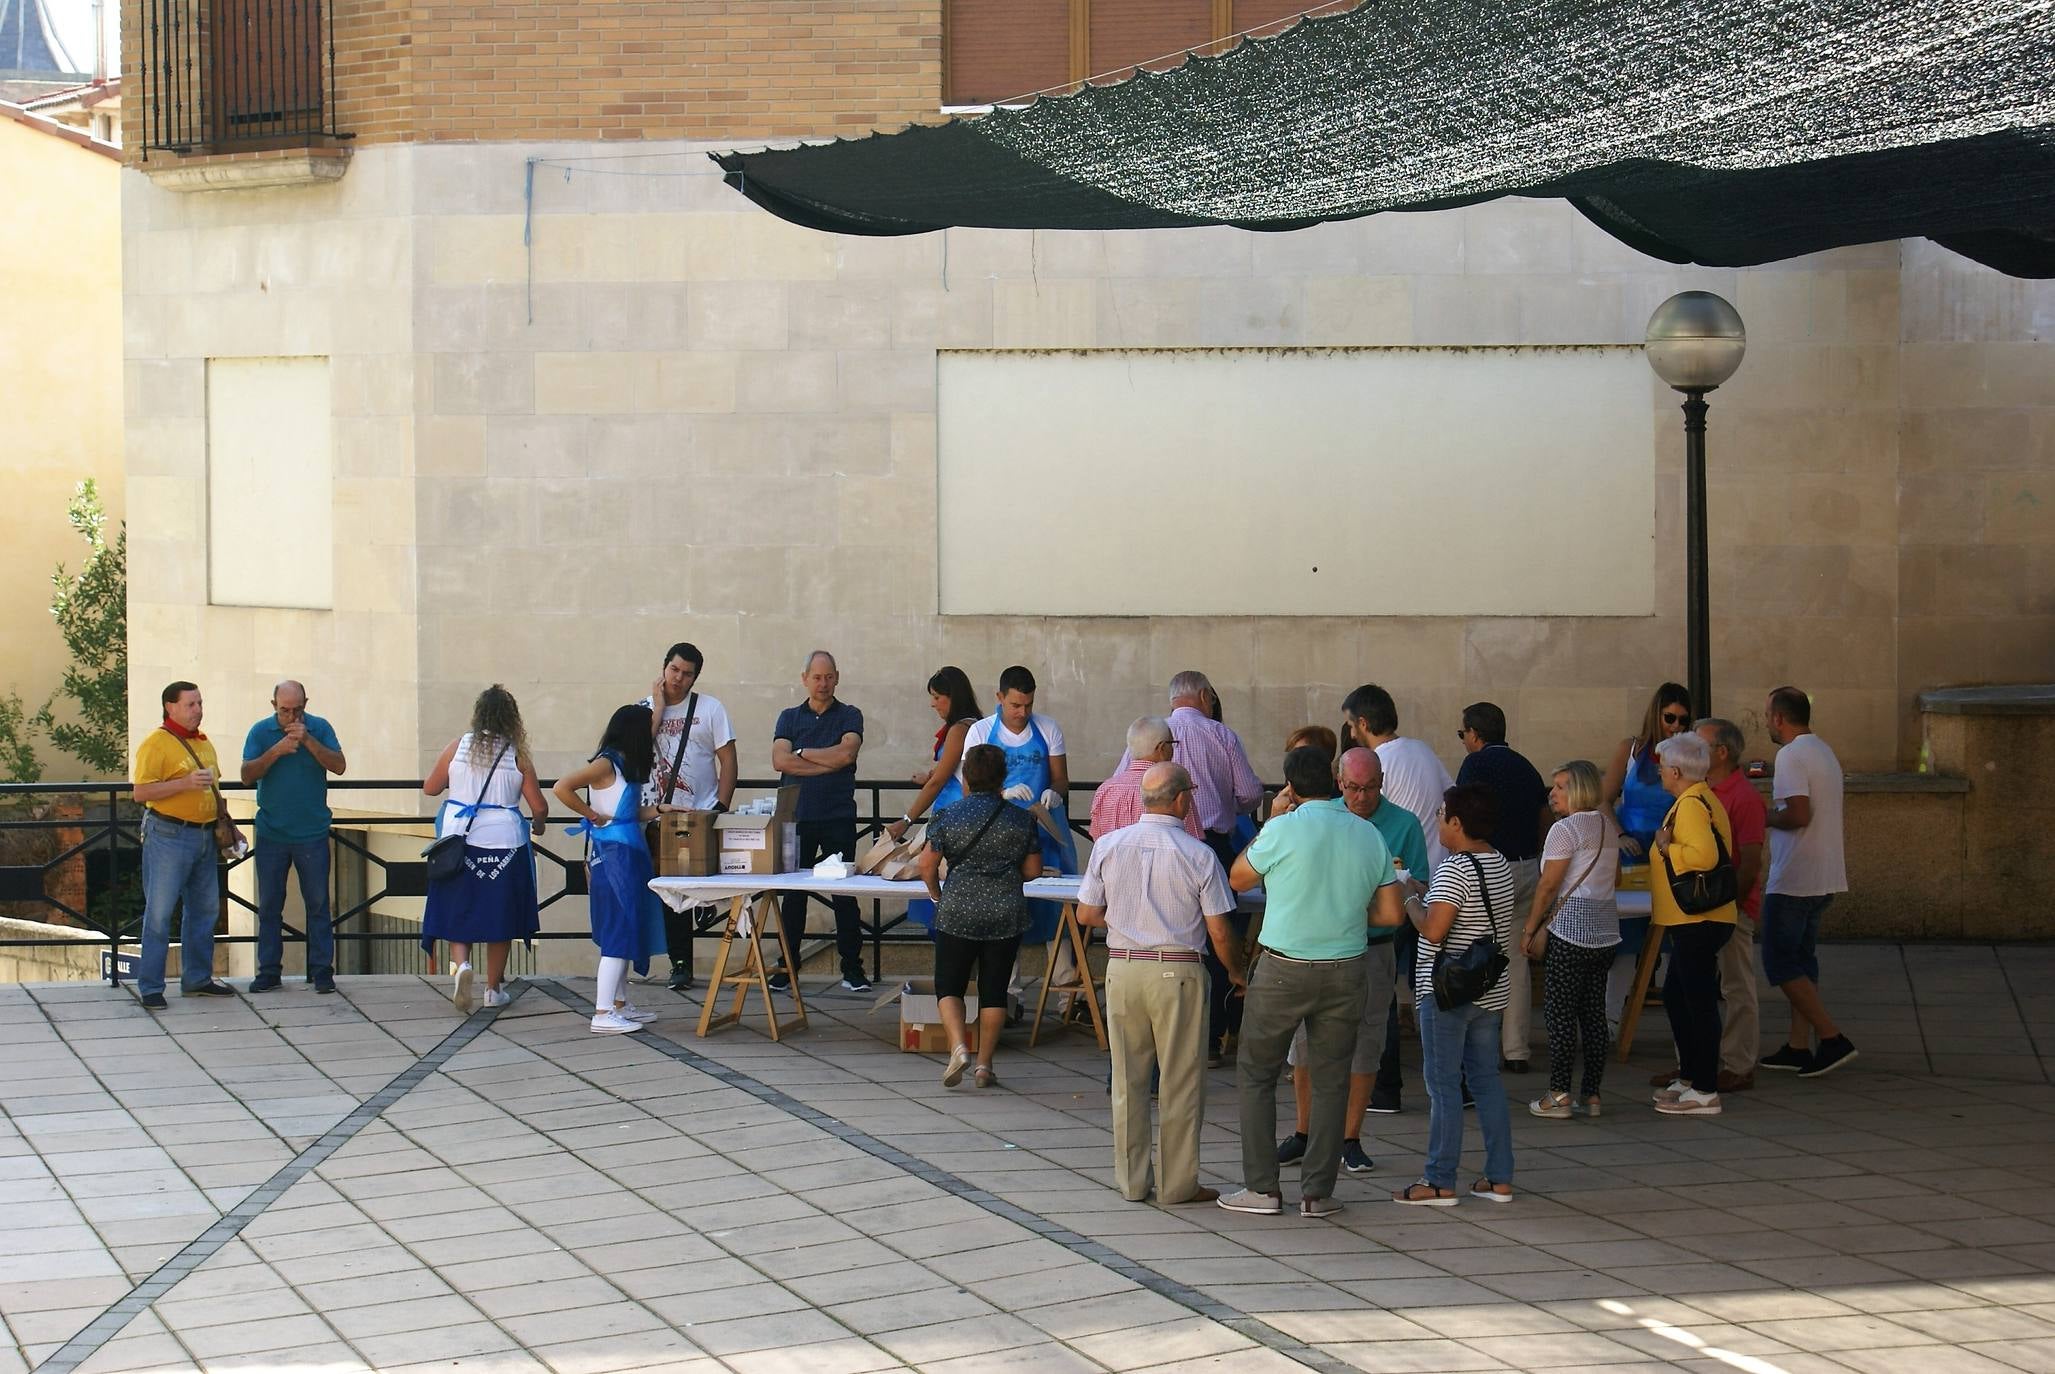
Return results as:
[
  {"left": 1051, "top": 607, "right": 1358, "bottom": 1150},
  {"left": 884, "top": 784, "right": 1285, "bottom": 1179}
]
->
[{"left": 713, "top": 0, "right": 2055, "bottom": 277}]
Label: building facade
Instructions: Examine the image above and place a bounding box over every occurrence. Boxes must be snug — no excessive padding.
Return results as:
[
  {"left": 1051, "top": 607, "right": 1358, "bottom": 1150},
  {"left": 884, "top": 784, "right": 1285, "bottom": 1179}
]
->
[
  {"left": 0, "top": 98, "right": 122, "bottom": 771},
  {"left": 116, "top": 0, "right": 2054, "bottom": 795}
]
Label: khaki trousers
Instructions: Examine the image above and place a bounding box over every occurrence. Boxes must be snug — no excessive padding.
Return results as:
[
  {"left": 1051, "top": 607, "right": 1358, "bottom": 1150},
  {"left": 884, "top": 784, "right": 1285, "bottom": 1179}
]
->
[
  {"left": 1718, "top": 916, "right": 1761, "bottom": 1076},
  {"left": 1501, "top": 857, "right": 1541, "bottom": 1060},
  {"left": 1106, "top": 958, "right": 1209, "bottom": 1203}
]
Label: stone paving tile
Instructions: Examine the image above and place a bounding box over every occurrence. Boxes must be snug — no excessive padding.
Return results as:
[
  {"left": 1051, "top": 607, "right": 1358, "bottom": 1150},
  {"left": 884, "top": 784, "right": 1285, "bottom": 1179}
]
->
[{"left": 9, "top": 968, "right": 2055, "bottom": 1374}]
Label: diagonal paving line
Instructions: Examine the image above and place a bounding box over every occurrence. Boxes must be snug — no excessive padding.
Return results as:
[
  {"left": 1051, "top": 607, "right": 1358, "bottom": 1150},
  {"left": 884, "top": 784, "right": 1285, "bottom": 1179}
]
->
[
  {"left": 529, "top": 979, "right": 1356, "bottom": 1374},
  {"left": 30, "top": 987, "right": 530, "bottom": 1374}
]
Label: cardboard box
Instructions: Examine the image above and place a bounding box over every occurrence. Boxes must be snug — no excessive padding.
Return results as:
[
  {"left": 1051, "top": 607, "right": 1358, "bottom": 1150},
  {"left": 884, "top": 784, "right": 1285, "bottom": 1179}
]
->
[
  {"left": 715, "top": 785, "right": 802, "bottom": 876},
  {"left": 655, "top": 810, "right": 719, "bottom": 876},
  {"left": 887, "top": 978, "right": 979, "bottom": 1054}
]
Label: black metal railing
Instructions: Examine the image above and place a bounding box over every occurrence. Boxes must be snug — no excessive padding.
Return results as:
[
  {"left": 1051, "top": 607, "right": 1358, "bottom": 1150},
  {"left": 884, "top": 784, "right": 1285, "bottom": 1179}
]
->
[
  {"left": 0, "top": 777, "right": 1118, "bottom": 987},
  {"left": 139, "top": 0, "right": 346, "bottom": 156}
]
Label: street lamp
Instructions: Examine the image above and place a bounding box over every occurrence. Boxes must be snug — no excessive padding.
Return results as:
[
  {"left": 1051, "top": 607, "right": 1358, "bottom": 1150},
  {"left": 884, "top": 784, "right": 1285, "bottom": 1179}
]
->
[{"left": 1645, "top": 291, "right": 1745, "bottom": 720}]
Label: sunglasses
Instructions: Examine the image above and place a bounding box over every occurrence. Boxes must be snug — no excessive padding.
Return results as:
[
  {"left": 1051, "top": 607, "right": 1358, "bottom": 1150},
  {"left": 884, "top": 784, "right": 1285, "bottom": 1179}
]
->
[{"left": 1661, "top": 712, "right": 1691, "bottom": 726}]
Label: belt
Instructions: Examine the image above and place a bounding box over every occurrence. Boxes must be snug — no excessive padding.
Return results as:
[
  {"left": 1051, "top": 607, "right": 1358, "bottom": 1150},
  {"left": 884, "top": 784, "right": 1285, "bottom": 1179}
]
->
[
  {"left": 146, "top": 811, "right": 214, "bottom": 830},
  {"left": 1108, "top": 948, "right": 1202, "bottom": 963},
  {"left": 1259, "top": 947, "right": 1363, "bottom": 965}
]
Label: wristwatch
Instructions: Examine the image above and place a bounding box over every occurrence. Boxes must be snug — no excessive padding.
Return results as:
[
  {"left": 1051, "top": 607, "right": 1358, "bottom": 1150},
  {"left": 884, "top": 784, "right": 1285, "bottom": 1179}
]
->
[{"left": 711, "top": 802, "right": 728, "bottom": 815}]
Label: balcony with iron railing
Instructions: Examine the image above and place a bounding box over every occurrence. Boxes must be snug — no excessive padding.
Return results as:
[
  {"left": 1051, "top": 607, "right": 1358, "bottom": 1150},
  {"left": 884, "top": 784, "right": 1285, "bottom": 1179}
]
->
[{"left": 136, "top": 0, "right": 351, "bottom": 184}]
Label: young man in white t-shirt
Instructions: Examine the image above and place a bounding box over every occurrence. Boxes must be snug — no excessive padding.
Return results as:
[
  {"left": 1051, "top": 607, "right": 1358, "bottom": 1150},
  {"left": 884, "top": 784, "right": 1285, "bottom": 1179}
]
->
[
  {"left": 961, "top": 666, "right": 1069, "bottom": 805},
  {"left": 1758, "top": 686, "right": 1855, "bottom": 1079},
  {"left": 639, "top": 642, "right": 737, "bottom": 991}
]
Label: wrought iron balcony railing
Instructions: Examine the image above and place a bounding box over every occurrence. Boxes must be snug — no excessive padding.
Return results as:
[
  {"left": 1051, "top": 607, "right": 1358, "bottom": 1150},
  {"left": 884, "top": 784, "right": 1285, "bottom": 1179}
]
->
[{"left": 138, "top": 0, "right": 347, "bottom": 156}]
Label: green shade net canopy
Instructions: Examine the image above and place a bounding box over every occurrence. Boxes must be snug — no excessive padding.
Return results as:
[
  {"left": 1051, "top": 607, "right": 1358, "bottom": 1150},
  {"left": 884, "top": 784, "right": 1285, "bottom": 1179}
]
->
[{"left": 712, "top": 0, "right": 2055, "bottom": 276}]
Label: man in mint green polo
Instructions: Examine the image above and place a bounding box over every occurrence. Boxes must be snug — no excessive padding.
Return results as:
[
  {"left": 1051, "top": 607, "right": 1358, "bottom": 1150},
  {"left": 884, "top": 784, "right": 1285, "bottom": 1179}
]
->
[{"left": 1218, "top": 746, "right": 1405, "bottom": 1219}]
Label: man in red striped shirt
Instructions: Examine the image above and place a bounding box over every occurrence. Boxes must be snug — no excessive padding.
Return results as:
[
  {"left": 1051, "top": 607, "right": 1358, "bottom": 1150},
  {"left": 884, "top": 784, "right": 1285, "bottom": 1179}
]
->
[{"left": 1091, "top": 717, "right": 1206, "bottom": 842}]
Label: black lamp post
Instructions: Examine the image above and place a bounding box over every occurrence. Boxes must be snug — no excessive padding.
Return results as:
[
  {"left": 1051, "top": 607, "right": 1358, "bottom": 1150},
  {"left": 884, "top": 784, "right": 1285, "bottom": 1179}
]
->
[{"left": 1645, "top": 291, "right": 1746, "bottom": 720}]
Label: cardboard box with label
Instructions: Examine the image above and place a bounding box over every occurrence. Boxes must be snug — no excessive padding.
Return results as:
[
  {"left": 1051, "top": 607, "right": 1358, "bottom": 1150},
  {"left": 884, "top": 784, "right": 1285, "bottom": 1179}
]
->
[
  {"left": 883, "top": 977, "right": 979, "bottom": 1054},
  {"left": 655, "top": 810, "right": 719, "bottom": 876},
  {"left": 715, "top": 785, "right": 802, "bottom": 876}
]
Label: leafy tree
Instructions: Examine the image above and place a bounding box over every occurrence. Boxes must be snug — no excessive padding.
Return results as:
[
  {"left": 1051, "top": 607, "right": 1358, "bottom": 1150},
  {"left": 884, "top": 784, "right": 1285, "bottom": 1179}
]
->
[
  {"left": 40, "top": 481, "right": 128, "bottom": 778},
  {"left": 0, "top": 690, "right": 42, "bottom": 783}
]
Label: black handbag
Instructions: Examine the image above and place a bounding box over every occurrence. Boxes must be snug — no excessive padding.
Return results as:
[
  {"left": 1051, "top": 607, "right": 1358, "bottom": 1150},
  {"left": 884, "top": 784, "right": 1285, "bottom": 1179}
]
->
[
  {"left": 1665, "top": 793, "right": 1738, "bottom": 915},
  {"left": 1431, "top": 853, "right": 1510, "bottom": 1011},
  {"left": 424, "top": 738, "right": 511, "bottom": 883}
]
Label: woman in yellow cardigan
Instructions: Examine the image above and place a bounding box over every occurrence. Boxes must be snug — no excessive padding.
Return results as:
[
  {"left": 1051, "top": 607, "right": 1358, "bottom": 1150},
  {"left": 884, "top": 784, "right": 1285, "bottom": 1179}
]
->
[{"left": 1649, "top": 732, "right": 1738, "bottom": 1117}]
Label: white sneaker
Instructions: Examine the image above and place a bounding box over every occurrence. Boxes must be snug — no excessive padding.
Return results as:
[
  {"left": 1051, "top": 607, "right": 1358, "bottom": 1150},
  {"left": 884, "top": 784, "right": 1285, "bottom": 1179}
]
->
[
  {"left": 1655, "top": 1088, "right": 1722, "bottom": 1116},
  {"left": 615, "top": 1003, "right": 658, "bottom": 1024},
  {"left": 481, "top": 986, "right": 512, "bottom": 1008},
  {"left": 590, "top": 1010, "right": 643, "bottom": 1035},
  {"left": 451, "top": 963, "right": 474, "bottom": 1013}
]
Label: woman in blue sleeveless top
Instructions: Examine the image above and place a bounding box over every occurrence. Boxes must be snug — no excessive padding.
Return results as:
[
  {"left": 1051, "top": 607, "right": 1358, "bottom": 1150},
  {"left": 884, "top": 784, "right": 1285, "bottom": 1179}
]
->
[
  {"left": 1601, "top": 683, "right": 1693, "bottom": 1023},
  {"left": 890, "top": 667, "right": 981, "bottom": 935},
  {"left": 553, "top": 705, "right": 660, "bottom": 1035}
]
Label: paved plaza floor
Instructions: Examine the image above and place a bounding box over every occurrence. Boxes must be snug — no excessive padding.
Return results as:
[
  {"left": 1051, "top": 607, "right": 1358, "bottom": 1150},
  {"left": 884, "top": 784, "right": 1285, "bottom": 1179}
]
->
[{"left": 3, "top": 942, "right": 2053, "bottom": 1374}]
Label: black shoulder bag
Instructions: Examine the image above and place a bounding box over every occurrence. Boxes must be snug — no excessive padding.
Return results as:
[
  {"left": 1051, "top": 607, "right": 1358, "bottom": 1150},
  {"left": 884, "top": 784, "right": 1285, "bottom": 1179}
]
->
[
  {"left": 1665, "top": 793, "right": 1738, "bottom": 915},
  {"left": 424, "top": 737, "right": 512, "bottom": 883},
  {"left": 1431, "top": 853, "right": 1511, "bottom": 1011}
]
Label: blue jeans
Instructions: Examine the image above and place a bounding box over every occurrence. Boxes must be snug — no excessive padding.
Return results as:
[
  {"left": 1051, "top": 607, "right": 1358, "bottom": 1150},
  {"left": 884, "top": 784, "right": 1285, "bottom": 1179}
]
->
[
  {"left": 1417, "top": 996, "right": 1515, "bottom": 1190},
  {"left": 256, "top": 838, "right": 333, "bottom": 980},
  {"left": 138, "top": 814, "right": 220, "bottom": 996}
]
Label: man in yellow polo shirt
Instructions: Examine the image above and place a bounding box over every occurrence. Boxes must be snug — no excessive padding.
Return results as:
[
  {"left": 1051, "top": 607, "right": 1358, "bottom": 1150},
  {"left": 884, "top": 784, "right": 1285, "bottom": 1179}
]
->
[{"left": 132, "top": 681, "right": 235, "bottom": 1009}]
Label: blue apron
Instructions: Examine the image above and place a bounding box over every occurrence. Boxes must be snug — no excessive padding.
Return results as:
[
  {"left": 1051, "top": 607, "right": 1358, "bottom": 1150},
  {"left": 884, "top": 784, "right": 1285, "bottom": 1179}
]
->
[
  {"left": 906, "top": 730, "right": 969, "bottom": 936},
  {"left": 987, "top": 714, "right": 1076, "bottom": 943},
  {"left": 575, "top": 753, "right": 658, "bottom": 975},
  {"left": 1615, "top": 742, "right": 1667, "bottom": 959}
]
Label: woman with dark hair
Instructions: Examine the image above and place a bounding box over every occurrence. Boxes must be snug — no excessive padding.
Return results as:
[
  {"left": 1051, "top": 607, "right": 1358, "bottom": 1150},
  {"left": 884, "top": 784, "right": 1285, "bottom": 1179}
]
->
[
  {"left": 892, "top": 667, "right": 982, "bottom": 932},
  {"left": 1267, "top": 725, "right": 1340, "bottom": 819},
  {"left": 554, "top": 704, "right": 660, "bottom": 1034},
  {"left": 1605, "top": 683, "right": 1694, "bottom": 855},
  {"left": 423, "top": 686, "right": 550, "bottom": 1012},
  {"left": 918, "top": 743, "right": 1042, "bottom": 1088},
  {"left": 1601, "top": 682, "right": 1693, "bottom": 1028},
  {"left": 1394, "top": 784, "right": 1517, "bottom": 1206}
]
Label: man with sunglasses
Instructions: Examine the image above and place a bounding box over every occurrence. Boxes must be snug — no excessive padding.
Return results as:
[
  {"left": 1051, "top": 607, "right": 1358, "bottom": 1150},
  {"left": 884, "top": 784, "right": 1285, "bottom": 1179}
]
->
[{"left": 1456, "top": 702, "right": 1551, "bottom": 1072}]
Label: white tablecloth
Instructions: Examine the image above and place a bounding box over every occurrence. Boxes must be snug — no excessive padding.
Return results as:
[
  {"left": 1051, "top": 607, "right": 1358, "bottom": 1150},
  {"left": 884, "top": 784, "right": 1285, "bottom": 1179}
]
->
[{"left": 649, "top": 872, "right": 1647, "bottom": 918}]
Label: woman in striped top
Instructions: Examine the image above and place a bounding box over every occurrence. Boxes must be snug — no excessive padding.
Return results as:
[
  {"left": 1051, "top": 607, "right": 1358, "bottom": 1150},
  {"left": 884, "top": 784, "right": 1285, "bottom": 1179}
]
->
[{"left": 1394, "top": 784, "right": 1518, "bottom": 1206}]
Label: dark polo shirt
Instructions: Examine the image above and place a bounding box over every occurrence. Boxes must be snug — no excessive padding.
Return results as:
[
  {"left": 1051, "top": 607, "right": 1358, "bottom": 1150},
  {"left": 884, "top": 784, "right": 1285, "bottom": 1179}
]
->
[{"left": 774, "top": 699, "right": 864, "bottom": 822}]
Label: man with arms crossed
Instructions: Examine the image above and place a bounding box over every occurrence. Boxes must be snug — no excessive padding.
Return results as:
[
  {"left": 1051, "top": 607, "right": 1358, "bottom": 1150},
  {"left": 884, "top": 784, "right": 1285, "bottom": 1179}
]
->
[
  {"left": 1218, "top": 746, "right": 1406, "bottom": 1219},
  {"left": 772, "top": 651, "right": 870, "bottom": 994},
  {"left": 641, "top": 642, "right": 737, "bottom": 991},
  {"left": 1078, "top": 763, "right": 1240, "bottom": 1207},
  {"left": 1757, "top": 686, "right": 1857, "bottom": 1078},
  {"left": 241, "top": 681, "right": 347, "bottom": 994}
]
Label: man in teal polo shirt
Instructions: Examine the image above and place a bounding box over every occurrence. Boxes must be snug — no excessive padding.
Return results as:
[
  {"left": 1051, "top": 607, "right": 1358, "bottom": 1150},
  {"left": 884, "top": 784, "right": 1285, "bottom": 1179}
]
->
[
  {"left": 241, "top": 681, "right": 347, "bottom": 993},
  {"left": 1219, "top": 746, "right": 1405, "bottom": 1219},
  {"left": 1276, "top": 747, "right": 1430, "bottom": 1174}
]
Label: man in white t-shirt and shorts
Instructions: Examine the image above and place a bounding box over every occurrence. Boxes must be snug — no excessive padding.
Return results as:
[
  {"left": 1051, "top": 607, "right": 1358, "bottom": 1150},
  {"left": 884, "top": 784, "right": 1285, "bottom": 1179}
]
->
[
  {"left": 640, "top": 642, "right": 737, "bottom": 992},
  {"left": 1345, "top": 683, "right": 1454, "bottom": 1115},
  {"left": 1757, "top": 685, "right": 1856, "bottom": 1079}
]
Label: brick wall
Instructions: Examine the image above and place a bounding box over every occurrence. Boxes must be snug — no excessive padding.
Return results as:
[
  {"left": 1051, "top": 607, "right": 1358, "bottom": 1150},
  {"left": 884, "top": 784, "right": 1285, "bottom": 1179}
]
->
[{"left": 123, "top": 0, "right": 945, "bottom": 158}]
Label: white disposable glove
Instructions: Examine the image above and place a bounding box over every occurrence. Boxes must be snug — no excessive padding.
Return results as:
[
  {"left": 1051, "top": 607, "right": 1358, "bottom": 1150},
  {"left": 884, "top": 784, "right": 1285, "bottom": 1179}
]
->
[
  {"left": 1002, "top": 784, "right": 1035, "bottom": 803},
  {"left": 1037, "top": 789, "right": 1063, "bottom": 811}
]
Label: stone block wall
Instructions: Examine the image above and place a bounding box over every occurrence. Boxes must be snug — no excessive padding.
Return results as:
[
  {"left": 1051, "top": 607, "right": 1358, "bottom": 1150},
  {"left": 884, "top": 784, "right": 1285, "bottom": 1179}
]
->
[{"left": 120, "top": 138, "right": 2055, "bottom": 808}]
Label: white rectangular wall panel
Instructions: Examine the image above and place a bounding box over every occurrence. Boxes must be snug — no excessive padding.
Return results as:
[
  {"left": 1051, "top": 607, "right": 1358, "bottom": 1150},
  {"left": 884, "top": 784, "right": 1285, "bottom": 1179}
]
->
[
  {"left": 937, "top": 347, "right": 1656, "bottom": 617},
  {"left": 206, "top": 357, "right": 334, "bottom": 610}
]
